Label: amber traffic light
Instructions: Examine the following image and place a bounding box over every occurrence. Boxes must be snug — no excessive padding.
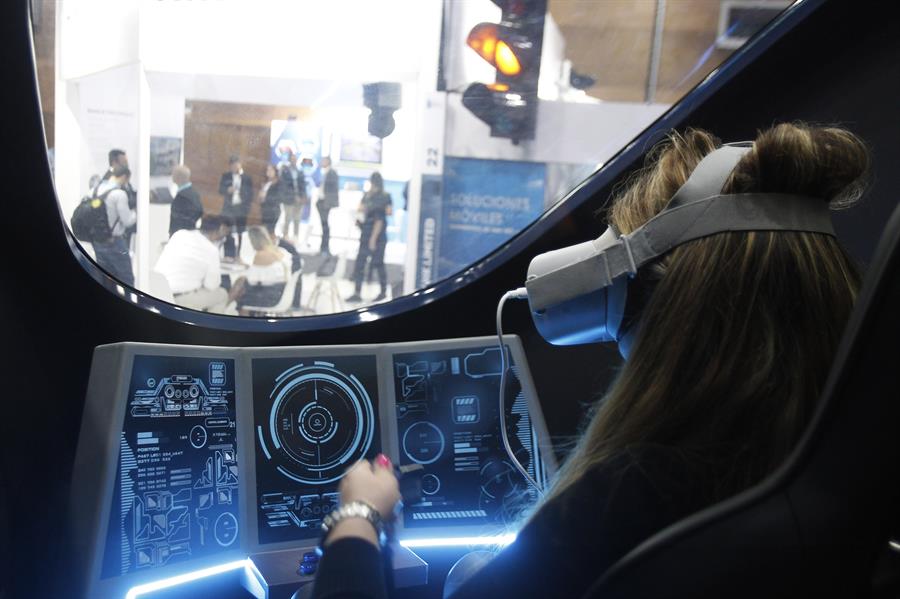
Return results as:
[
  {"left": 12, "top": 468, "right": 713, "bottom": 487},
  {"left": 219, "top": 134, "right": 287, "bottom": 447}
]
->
[
  {"left": 462, "top": 0, "right": 546, "bottom": 143},
  {"left": 466, "top": 23, "right": 523, "bottom": 76}
]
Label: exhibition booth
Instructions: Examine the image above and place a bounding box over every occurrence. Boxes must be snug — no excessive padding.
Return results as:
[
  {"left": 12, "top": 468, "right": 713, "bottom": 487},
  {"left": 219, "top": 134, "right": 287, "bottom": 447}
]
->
[{"left": 51, "top": 0, "right": 668, "bottom": 314}]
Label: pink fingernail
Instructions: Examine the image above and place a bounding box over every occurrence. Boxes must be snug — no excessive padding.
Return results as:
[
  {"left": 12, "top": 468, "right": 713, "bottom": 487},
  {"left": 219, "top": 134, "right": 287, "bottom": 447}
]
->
[{"left": 375, "top": 454, "right": 392, "bottom": 469}]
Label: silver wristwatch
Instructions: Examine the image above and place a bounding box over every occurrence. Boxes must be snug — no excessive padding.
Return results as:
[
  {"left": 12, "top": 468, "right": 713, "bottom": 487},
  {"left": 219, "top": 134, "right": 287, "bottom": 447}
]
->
[{"left": 320, "top": 501, "right": 384, "bottom": 543}]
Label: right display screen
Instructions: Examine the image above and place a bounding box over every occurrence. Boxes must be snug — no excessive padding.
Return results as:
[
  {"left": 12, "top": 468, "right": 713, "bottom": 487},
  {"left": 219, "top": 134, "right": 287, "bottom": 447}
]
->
[{"left": 393, "top": 344, "right": 545, "bottom": 530}]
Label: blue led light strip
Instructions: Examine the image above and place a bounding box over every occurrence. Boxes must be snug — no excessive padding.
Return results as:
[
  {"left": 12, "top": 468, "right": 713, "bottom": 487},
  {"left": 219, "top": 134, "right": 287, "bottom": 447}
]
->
[
  {"left": 124, "top": 559, "right": 250, "bottom": 599},
  {"left": 122, "top": 537, "right": 517, "bottom": 597},
  {"left": 399, "top": 533, "right": 517, "bottom": 548}
]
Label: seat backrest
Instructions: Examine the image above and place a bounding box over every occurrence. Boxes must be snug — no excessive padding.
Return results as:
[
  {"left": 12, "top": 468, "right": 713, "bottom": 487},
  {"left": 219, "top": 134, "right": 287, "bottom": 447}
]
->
[
  {"left": 583, "top": 202, "right": 900, "bottom": 598},
  {"left": 276, "top": 268, "right": 303, "bottom": 312},
  {"left": 239, "top": 231, "right": 255, "bottom": 264},
  {"left": 242, "top": 263, "right": 300, "bottom": 314},
  {"left": 316, "top": 254, "right": 339, "bottom": 278}
]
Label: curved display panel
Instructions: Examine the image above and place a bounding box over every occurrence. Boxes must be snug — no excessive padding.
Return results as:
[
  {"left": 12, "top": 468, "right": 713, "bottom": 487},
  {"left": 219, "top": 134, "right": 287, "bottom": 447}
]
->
[
  {"left": 392, "top": 343, "right": 545, "bottom": 534},
  {"left": 72, "top": 336, "right": 555, "bottom": 597},
  {"left": 253, "top": 355, "right": 381, "bottom": 545},
  {"left": 102, "top": 356, "right": 240, "bottom": 579}
]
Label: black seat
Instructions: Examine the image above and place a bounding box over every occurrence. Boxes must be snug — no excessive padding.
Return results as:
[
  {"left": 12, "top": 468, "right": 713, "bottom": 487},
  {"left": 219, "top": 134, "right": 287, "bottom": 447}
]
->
[{"left": 583, "top": 202, "right": 900, "bottom": 599}]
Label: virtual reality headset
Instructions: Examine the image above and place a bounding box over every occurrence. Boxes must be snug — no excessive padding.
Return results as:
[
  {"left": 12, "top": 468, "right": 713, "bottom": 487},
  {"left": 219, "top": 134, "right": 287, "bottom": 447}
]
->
[{"left": 525, "top": 143, "right": 837, "bottom": 347}]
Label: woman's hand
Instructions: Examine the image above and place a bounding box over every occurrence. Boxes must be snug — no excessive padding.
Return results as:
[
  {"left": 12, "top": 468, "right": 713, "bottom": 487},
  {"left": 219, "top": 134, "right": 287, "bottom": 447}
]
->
[
  {"left": 326, "top": 455, "right": 400, "bottom": 549},
  {"left": 339, "top": 455, "right": 400, "bottom": 521}
]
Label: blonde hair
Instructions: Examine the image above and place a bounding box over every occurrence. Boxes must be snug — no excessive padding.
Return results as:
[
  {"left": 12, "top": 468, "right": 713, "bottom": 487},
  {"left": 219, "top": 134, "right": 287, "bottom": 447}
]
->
[
  {"left": 247, "top": 226, "right": 275, "bottom": 252},
  {"left": 542, "top": 123, "right": 868, "bottom": 507}
]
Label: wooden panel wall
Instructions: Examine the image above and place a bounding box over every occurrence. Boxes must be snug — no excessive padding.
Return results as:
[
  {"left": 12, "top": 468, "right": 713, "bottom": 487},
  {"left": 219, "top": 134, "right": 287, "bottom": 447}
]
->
[
  {"left": 183, "top": 100, "right": 314, "bottom": 214},
  {"left": 657, "top": 1, "right": 733, "bottom": 103},
  {"left": 549, "top": 0, "right": 736, "bottom": 104},
  {"left": 32, "top": 0, "right": 56, "bottom": 149}
]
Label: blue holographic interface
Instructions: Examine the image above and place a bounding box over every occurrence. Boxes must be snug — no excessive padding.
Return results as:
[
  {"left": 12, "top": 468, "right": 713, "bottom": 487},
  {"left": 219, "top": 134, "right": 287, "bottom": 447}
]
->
[
  {"left": 393, "top": 344, "right": 545, "bottom": 530},
  {"left": 101, "top": 356, "right": 240, "bottom": 579},
  {"left": 253, "top": 356, "right": 380, "bottom": 545}
]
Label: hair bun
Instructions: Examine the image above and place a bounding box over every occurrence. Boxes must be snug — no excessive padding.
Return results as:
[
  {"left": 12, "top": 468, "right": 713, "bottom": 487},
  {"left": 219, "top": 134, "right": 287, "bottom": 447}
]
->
[{"left": 727, "top": 123, "right": 870, "bottom": 209}]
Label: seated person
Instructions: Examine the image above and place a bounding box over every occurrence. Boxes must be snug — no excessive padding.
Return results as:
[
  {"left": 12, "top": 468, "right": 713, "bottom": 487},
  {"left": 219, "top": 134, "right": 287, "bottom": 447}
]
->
[
  {"left": 219, "top": 213, "right": 238, "bottom": 261},
  {"left": 266, "top": 222, "right": 303, "bottom": 309},
  {"left": 239, "top": 227, "right": 303, "bottom": 274},
  {"left": 154, "top": 215, "right": 245, "bottom": 313},
  {"left": 264, "top": 223, "right": 302, "bottom": 273},
  {"left": 237, "top": 226, "right": 293, "bottom": 312},
  {"left": 307, "top": 123, "right": 869, "bottom": 598}
]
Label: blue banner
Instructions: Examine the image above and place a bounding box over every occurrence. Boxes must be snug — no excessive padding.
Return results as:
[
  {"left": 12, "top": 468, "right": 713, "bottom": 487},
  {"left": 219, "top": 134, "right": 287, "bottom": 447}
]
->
[{"left": 418, "top": 157, "right": 545, "bottom": 285}]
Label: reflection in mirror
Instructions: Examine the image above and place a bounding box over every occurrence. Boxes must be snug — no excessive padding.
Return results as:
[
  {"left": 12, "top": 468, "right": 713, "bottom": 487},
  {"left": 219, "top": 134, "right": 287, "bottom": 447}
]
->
[{"left": 32, "top": 0, "right": 786, "bottom": 318}]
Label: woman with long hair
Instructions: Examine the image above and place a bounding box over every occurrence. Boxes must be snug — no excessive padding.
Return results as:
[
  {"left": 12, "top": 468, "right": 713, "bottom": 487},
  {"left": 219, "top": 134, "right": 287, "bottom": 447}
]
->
[
  {"left": 309, "top": 123, "right": 869, "bottom": 598},
  {"left": 347, "top": 171, "right": 392, "bottom": 303},
  {"left": 237, "top": 226, "right": 291, "bottom": 314}
]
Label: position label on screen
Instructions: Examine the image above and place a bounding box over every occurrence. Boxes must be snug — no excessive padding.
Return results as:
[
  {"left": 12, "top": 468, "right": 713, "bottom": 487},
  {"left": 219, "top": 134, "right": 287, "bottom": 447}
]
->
[{"left": 101, "top": 356, "right": 239, "bottom": 579}]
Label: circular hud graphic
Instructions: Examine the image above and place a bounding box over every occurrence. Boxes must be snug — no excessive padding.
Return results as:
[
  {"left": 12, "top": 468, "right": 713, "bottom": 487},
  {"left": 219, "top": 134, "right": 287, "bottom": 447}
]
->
[
  {"left": 264, "top": 362, "right": 375, "bottom": 485},
  {"left": 402, "top": 421, "right": 445, "bottom": 465},
  {"left": 479, "top": 459, "right": 520, "bottom": 500}
]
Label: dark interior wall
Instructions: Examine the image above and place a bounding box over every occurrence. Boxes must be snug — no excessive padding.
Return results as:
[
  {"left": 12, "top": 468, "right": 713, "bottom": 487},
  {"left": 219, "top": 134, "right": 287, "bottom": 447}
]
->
[{"left": 0, "top": 0, "right": 898, "bottom": 597}]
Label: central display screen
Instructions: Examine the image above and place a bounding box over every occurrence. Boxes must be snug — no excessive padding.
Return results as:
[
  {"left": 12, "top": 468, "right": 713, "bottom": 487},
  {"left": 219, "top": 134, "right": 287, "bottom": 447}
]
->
[
  {"left": 252, "top": 355, "right": 380, "bottom": 544},
  {"left": 101, "top": 355, "right": 239, "bottom": 579},
  {"left": 392, "top": 344, "right": 545, "bottom": 531}
]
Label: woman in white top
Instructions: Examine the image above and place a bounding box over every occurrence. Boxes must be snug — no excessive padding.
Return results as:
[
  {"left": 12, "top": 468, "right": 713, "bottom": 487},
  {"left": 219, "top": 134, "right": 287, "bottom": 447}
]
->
[{"left": 237, "top": 226, "right": 291, "bottom": 313}]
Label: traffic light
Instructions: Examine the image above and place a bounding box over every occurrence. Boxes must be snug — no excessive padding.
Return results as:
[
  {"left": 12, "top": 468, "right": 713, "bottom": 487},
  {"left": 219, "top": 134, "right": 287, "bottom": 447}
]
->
[
  {"left": 462, "top": 83, "right": 530, "bottom": 140},
  {"left": 462, "top": 0, "right": 546, "bottom": 143}
]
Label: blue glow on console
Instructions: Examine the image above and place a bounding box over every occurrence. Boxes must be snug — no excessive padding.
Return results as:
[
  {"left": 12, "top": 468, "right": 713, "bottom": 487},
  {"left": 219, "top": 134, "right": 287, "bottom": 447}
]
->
[
  {"left": 124, "top": 559, "right": 250, "bottom": 599},
  {"left": 399, "top": 533, "right": 517, "bottom": 548}
]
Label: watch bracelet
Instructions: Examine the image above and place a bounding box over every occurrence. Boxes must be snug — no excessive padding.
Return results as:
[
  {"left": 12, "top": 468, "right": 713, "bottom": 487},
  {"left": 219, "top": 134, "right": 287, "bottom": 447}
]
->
[{"left": 320, "top": 500, "right": 384, "bottom": 542}]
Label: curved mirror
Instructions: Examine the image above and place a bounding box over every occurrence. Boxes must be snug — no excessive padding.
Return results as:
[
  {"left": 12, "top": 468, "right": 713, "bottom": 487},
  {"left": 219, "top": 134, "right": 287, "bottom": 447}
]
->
[{"left": 32, "top": 0, "right": 789, "bottom": 317}]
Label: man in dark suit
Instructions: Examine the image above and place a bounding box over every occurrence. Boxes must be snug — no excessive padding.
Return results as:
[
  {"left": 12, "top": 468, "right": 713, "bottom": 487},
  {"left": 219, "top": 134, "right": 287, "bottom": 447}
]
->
[
  {"left": 316, "top": 156, "right": 339, "bottom": 255},
  {"left": 169, "top": 165, "right": 203, "bottom": 237},
  {"left": 279, "top": 151, "right": 307, "bottom": 240},
  {"left": 218, "top": 155, "right": 253, "bottom": 255}
]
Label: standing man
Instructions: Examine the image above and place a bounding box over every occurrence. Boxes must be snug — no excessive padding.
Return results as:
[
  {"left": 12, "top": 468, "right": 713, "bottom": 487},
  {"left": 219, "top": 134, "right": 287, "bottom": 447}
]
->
[
  {"left": 93, "top": 165, "right": 137, "bottom": 286},
  {"left": 169, "top": 165, "right": 203, "bottom": 237},
  {"left": 218, "top": 155, "right": 253, "bottom": 256},
  {"left": 103, "top": 148, "right": 137, "bottom": 244},
  {"left": 316, "top": 157, "right": 339, "bottom": 255},
  {"left": 279, "top": 151, "right": 307, "bottom": 241}
]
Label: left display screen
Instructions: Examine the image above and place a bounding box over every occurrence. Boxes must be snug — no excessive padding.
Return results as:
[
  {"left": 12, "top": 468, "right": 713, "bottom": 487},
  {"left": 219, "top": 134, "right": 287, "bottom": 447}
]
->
[{"left": 101, "top": 356, "right": 240, "bottom": 579}]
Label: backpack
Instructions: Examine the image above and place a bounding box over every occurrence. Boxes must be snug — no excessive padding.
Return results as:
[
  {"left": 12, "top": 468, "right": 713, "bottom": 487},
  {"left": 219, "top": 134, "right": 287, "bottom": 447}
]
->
[{"left": 70, "top": 186, "right": 115, "bottom": 243}]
